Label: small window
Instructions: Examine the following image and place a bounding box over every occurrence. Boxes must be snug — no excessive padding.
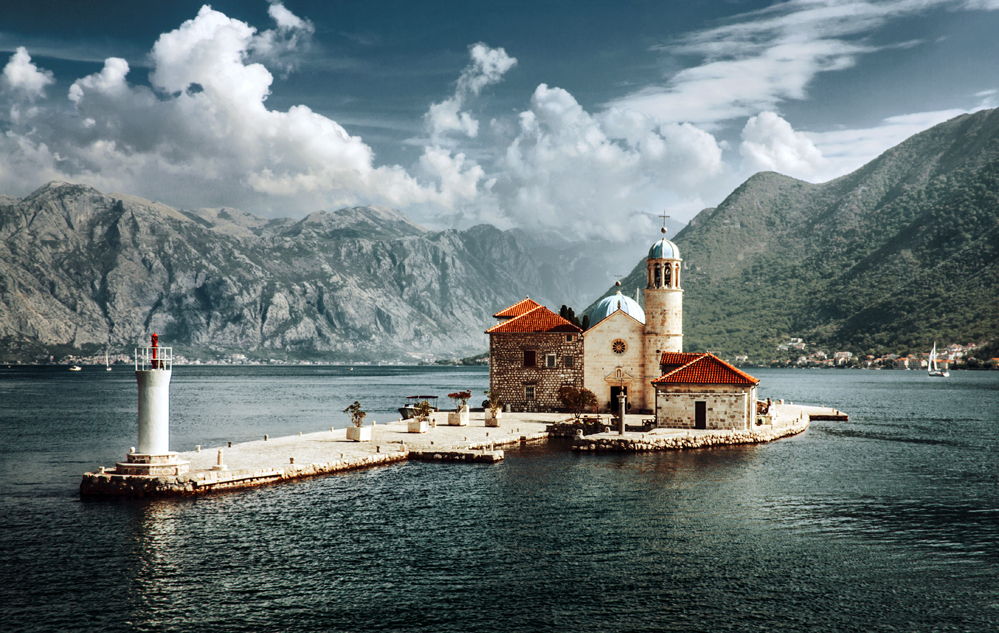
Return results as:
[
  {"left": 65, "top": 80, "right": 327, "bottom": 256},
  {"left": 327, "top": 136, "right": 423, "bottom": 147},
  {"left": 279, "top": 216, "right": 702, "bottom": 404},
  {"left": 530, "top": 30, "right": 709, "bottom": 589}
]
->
[
  {"left": 566, "top": 334, "right": 573, "bottom": 342},
  {"left": 525, "top": 385, "right": 535, "bottom": 400},
  {"left": 524, "top": 350, "right": 536, "bottom": 367},
  {"left": 612, "top": 339, "right": 627, "bottom": 355},
  {"left": 546, "top": 354, "right": 557, "bottom": 368},
  {"left": 564, "top": 355, "right": 574, "bottom": 368}
]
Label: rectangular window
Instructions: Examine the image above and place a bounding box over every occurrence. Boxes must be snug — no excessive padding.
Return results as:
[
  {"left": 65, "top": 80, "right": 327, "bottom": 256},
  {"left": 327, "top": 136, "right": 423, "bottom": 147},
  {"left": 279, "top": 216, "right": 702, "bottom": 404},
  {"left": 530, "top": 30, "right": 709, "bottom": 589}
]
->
[
  {"left": 566, "top": 334, "right": 573, "bottom": 342},
  {"left": 524, "top": 350, "right": 536, "bottom": 367},
  {"left": 564, "top": 355, "right": 574, "bottom": 368},
  {"left": 525, "top": 385, "right": 535, "bottom": 400},
  {"left": 546, "top": 354, "right": 557, "bottom": 368}
]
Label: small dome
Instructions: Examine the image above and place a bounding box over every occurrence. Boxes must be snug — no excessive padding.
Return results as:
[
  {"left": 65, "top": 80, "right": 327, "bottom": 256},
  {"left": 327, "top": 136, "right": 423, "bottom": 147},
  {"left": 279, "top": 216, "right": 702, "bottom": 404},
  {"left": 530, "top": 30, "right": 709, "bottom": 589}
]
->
[
  {"left": 590, "top": 291, "right": 645, "bottom": 326},
  {"left": 648, "top": 238, "right": 680, "bottom": 260}
]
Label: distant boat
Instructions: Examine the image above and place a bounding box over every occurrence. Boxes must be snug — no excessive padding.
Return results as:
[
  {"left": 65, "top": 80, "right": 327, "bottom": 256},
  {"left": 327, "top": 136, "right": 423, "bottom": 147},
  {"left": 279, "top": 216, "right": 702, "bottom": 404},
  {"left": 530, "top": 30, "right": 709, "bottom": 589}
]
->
[
  {"left": 68, "top": 365, "right": 82, "bottom": 372},
  {"left": 928, "top": 342, "right": 949, "bottom": 378},
  {"left": 105, "top": 351, "right": 112, "bottom": 371}
]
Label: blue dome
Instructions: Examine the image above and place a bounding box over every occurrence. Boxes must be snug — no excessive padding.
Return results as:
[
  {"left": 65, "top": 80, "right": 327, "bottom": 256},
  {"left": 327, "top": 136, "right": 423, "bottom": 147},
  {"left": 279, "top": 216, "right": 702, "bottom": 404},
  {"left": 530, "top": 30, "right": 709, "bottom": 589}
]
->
[
  {"left": 648, "top": 238, "right": 680, "bottom": 260},
  {"left": 590, "top": 291, "right": 645, "bottom": 326}
]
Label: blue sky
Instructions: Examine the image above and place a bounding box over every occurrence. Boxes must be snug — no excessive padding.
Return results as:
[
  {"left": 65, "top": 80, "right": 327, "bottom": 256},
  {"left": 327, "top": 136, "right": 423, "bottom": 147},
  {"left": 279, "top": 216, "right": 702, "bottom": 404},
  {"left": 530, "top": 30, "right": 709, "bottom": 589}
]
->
[{"left": 1, "top": 0, "right": 997, "bottom": 240}]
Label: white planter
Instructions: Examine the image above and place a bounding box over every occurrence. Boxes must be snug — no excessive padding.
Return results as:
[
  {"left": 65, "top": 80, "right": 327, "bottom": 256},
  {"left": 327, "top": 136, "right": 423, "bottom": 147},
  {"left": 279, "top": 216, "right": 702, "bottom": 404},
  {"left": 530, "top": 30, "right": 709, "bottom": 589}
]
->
[
  {"left": 408, "top": 419, "right": 429, "bottom": 433},
  {"left": 447, "top": 410, "right": 469, "bottom": 426},
  {"left": 485, "top": 412, "right": 501, "bottom": 427},
  {"left": 346, "top": 426, "right": 371, "bottom": 441}
]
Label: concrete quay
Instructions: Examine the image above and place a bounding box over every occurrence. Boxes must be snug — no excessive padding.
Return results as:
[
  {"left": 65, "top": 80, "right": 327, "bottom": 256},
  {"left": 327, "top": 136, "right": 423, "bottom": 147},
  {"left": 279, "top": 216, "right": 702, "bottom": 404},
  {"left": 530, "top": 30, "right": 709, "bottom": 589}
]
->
[
  {"left": 80, "top": 405, "right": 843, "bottom": 498},
  {"left": 80, "top": 411, "right": 558, "bottom": 498}
]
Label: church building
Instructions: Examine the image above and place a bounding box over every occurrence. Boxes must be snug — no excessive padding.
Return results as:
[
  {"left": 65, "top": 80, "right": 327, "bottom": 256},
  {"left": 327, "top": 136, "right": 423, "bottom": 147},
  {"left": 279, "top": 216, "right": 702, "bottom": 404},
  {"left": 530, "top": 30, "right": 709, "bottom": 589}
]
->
[{"left": 487, "top": 229, "right": 760, "bottom": 430}]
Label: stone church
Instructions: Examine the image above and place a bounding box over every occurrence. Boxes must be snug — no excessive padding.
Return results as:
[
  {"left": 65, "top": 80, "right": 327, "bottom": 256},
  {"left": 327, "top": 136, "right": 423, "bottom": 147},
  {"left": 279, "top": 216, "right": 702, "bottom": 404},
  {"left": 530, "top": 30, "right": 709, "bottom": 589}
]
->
[{"left": 487, "top": 229, "right": 761, "bottom": 430}]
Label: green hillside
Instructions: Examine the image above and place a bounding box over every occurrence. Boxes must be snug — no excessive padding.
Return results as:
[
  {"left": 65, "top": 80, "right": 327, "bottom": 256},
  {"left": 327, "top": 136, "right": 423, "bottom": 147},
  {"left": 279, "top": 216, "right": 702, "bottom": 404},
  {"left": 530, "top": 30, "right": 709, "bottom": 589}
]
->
[{"left": 595, "top": 109, "right": 999, "bottom": 360}]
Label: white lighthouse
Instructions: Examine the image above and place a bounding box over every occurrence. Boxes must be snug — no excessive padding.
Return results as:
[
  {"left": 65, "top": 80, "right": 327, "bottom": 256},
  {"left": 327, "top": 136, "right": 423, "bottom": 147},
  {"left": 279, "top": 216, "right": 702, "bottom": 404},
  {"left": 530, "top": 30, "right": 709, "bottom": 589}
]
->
[{"left": 116, "top": 334, "right": 189, "bottom": 476}]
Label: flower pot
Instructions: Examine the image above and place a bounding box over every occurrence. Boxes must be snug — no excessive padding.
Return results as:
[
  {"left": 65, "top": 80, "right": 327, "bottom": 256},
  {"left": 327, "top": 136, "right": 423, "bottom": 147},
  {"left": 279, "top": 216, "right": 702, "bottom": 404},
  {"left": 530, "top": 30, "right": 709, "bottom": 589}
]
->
[
  {"left": 346, "top": 426, "right": 371, "bottom": 441},
  {"left": 447, "top": 410, "right": 469, "bottom": 426},
  {"left": 408, "top": 419, "right": 429, "bottom": 433},
  {"left": 485, "top": 412, "right": 501, "bottom": 427}
]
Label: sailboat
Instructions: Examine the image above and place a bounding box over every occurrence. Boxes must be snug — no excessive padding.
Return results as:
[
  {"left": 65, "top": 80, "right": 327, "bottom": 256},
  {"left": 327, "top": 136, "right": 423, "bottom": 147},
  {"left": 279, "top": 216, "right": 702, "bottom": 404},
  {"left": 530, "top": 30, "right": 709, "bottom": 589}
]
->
[
  {"left": 928, "top": 342, "right": 949, "bottom": 378},
  {"left": 105, "top": 350, "right": 112, "bottom": 371}
]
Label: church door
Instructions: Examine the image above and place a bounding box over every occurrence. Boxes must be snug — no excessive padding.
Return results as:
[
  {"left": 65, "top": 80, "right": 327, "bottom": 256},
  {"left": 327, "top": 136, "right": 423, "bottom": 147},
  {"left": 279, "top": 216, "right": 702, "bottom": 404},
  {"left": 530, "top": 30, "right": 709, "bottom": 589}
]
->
[
  {"left": 694, "top": 401, "right": 706, "bottom": 429},
  {"left": 610, "top": 386, "right": 628, "bottom": 412}
]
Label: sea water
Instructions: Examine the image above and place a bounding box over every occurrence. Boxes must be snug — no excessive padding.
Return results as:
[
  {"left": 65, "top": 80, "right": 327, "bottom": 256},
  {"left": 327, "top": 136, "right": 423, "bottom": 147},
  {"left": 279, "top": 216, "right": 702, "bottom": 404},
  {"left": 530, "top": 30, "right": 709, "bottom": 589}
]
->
[{"left": 1, "top": 366, "right": 997, "bottom": 632}]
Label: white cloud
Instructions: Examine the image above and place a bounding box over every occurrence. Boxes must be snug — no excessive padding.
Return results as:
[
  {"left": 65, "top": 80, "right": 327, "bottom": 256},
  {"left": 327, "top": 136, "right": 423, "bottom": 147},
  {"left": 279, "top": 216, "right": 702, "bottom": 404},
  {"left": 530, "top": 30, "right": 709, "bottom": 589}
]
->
[
  {"left": 1, "top": 47, "right": 54, "bottom": 100},
  {"left": 424, "top": 43, "right": 516, "bottom": 142},
  {"left": 0, "top": 4, "right": 481, "bottom": 215},
  {"left": 490, "top": 84, "right": 730, "bottom": 240},
  {"left": 608, "top": 0, "right": 997, "bottom": 126},
  {"left": 740, "top": 111, "right": 827, "bottom": 180}
]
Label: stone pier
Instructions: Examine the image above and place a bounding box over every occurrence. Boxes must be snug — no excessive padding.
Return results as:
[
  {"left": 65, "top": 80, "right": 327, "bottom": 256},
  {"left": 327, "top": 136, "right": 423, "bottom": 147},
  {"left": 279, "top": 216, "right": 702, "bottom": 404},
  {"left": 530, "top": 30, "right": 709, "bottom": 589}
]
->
[{"left": 80, "top": 406, "right": 842, "bottom": 498}]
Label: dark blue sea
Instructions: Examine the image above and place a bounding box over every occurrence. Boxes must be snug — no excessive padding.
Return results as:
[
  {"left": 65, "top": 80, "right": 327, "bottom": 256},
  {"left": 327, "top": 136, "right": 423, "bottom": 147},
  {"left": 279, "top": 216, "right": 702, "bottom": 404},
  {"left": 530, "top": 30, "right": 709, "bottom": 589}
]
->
[{"left": 2, "top": 365, "right": 998, "bottom": 632}]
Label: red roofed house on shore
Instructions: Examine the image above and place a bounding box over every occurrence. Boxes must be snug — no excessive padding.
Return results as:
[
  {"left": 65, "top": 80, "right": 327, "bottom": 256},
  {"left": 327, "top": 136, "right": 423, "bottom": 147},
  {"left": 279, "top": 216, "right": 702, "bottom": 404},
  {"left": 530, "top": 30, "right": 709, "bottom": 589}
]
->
[
  {"left": 486, "top": 301, "right": 583, "bottom": 411},
  {"left": 652, "top": 352, "right": 759, "bottom": 430}
]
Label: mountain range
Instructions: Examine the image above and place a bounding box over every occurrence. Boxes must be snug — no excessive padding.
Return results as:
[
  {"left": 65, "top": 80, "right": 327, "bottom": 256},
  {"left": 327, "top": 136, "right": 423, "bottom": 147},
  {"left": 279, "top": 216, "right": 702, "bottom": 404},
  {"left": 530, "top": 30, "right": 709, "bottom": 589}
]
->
[
  {"left": 595, "top": 108, "right": 999, "bottom": 359},
  {"left": 0, "top": 184, "right": 574, "bottom": 361}
]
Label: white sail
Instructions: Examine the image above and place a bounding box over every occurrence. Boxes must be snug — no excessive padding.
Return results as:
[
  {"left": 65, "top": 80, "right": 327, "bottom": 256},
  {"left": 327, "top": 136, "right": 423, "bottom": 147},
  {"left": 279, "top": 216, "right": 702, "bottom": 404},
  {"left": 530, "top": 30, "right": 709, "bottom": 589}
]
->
[{"left": 928, "top": 342, "right": 949, "bottom": 377}]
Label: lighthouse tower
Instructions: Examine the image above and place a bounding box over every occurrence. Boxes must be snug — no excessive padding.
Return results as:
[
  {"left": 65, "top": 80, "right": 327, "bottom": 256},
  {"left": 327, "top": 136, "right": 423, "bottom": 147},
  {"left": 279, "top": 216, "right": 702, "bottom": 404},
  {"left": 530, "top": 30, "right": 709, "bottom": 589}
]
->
[
  {"left": 116, "top": 334, "right": 188, "bottom": 476},
  {"left": 642, "top": 228, "right": 683, "bottom": 410}
]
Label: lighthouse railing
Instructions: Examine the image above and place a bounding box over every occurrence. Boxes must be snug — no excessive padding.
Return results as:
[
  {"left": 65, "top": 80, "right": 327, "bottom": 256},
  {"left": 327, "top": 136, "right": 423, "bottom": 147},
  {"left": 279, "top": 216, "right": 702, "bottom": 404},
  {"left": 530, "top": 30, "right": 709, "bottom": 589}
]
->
[{"left": 135, "top": 346, "right": 173, "bottom": 371}]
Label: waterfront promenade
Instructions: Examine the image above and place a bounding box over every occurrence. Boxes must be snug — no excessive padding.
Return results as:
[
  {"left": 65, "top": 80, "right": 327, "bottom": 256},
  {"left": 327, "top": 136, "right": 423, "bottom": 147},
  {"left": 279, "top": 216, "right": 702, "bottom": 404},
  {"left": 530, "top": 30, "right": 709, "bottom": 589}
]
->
[{"left": 81, "top": 405, "right": 845, "bottom": 497}]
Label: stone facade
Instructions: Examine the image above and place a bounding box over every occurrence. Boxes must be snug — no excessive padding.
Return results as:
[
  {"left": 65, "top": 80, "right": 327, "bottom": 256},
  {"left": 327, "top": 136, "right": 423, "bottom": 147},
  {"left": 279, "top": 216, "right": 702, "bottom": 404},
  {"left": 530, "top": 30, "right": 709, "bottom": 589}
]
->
[
  {"left": 582, "top": 311, "right": 648, "bottom": 412},
  {"left": 654, "top": 384, "right": 758, "bottom": 430},
  {"left": 489, "top": 331, "right": 584, "bottom": 411}
]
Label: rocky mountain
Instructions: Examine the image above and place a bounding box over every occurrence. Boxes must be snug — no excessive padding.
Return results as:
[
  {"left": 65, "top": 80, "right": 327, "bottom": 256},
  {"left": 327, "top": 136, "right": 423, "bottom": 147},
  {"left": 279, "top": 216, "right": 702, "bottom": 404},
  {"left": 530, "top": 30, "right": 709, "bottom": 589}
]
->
[
  {"left": 595, "top": 108, "right": 999, "bottom": 358},
  {"left": 0, "top": 183, "right": 573, "bottom": 361}
]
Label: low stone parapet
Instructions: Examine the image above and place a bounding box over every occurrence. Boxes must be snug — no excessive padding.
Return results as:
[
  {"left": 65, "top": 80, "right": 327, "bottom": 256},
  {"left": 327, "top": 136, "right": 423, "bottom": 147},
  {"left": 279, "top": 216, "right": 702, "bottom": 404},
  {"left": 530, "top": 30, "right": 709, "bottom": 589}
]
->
[{"left": 570, "top": 420, "right": 808, "bottom": 453}]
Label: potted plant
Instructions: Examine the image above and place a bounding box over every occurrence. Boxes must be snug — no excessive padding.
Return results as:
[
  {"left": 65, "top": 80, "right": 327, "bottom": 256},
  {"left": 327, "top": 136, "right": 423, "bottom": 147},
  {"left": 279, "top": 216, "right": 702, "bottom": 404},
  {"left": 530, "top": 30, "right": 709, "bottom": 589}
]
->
[
  {"left": 408, "top": 399, "right": 432, "bottom": 433},
  {"left": 344, "top": 400, "right": 371, "bottom": 441},
  {"left": 447, "top": 390, "right": 471, "bottom": 426},
  {"left": 484, "top": 389, "right": 503, "bottom": 427}
]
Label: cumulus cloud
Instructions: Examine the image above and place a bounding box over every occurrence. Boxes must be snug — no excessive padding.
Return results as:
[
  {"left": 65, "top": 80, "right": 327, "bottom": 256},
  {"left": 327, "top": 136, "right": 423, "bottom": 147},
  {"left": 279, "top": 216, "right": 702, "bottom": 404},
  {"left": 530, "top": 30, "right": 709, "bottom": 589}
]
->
[
  {"left": 740, "top": 111, "right": 827, "bottom": 180},
  {"left": 1, "top": 47, "right": 54, "bottom": 100},
  {"left": 425, "top": 43, "right": 516, "bottom": 142},
  {"left": 0, "top": 4, "right": 481, "bottom": 214},
  {"left": 489, "top": 84, "right": 729, "bottom": 240}
]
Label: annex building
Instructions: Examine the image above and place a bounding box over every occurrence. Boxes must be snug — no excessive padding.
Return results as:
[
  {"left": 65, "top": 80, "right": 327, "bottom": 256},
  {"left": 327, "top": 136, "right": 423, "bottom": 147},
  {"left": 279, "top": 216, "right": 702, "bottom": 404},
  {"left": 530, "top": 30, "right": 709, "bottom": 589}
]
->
[{"left": 488, "top": 231, "right": 761, "bottom": 430}]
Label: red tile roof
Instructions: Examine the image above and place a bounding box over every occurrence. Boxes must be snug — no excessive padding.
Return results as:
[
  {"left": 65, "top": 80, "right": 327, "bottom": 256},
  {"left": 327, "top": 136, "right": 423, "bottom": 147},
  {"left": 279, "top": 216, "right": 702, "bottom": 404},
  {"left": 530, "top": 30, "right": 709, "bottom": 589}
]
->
[
  {"left": 653, "top": 353, "right": 759, "bottom": 386},
  {"left": 493, "top": 297, "right": 542, "bottom": 319},
  {"left": 486, "top": 305, "right": 583, "bottom": 334}
]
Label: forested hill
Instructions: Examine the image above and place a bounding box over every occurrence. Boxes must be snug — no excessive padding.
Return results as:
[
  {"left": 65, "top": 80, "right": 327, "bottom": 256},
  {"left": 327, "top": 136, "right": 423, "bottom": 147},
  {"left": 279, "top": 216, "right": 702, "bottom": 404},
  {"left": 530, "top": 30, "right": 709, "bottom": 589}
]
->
[{"left": 599, "top": 108, "right": 999, "bottom": 359}]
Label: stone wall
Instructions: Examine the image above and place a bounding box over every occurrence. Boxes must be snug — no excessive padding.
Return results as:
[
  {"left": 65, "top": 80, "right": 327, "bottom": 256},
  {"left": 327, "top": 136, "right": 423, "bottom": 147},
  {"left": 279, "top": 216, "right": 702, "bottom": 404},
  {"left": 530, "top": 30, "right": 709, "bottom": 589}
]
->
[
  {"left": 571, "top": 419, "right": 807, "bottom": 452},
  {"left": 489, "top": 332, "right": 584, "bottom": 411},
  {"left": 655, "top": 385, "right": 756, "bottom": 430}
]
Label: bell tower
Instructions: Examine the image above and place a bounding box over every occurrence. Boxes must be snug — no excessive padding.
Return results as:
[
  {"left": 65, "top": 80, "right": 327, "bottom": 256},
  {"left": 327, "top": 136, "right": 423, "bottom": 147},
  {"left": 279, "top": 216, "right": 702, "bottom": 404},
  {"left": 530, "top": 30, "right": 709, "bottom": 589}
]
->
[{"left": 643, "top": 226, "right": 682, "bottom": 409}]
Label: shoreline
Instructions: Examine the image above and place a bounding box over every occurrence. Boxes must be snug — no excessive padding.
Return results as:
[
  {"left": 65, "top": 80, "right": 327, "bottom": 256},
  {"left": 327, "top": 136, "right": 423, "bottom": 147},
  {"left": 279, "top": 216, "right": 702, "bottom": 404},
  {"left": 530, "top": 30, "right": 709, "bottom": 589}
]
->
[{"left": 80, "top": 405, "right": 844, "bottom": 498}]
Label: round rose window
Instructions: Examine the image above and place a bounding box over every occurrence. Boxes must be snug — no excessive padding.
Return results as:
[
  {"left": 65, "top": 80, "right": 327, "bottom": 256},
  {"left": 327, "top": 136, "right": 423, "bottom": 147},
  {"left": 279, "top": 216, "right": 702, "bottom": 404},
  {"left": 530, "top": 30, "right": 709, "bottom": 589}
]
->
[{"left": 612, "top": 339, "right": 627, "bottom": 355}]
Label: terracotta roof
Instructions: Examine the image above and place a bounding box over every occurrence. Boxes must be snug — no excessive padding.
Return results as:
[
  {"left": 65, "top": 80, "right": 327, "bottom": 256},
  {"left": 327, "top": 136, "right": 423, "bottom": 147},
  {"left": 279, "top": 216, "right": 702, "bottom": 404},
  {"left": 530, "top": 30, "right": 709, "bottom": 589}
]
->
[
  {"left": 659, "top": 352, "right": 704, "bottom": 366},
  {"left": 653, "top": 353, "right": 759, "bottom": 386},
  {"left": 493, "top": 297, "right": 541, "bottom": 319},
  {"left": 486, "top": 306, "right": 583, "bottom": 334}
]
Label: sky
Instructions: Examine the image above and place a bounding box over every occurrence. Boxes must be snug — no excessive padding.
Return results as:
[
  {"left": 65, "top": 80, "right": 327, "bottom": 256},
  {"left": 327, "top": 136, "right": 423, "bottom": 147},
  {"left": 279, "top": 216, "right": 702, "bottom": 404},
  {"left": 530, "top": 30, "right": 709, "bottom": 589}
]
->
[{"left": 1, "top": 0, "right": 998, "bottom": 242}]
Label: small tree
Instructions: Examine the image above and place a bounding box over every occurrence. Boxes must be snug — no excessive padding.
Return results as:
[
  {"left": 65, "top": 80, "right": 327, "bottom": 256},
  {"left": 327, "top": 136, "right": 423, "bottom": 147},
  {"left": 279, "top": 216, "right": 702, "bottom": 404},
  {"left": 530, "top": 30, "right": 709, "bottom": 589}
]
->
[
  {"left": 484, "top": 389, "right": 503, "bottom": 416},
  {"left": 413, "top": 399, "right": 433, "bottom": 422},
  {"left": 343, "top": 401, "right": 366, "bottom": 427},
  {"left": 558, "top": 386, "right": 597, "bottom": 421},
  {"left": 448, "top": 390, "right": 472, "bottom": 411}
]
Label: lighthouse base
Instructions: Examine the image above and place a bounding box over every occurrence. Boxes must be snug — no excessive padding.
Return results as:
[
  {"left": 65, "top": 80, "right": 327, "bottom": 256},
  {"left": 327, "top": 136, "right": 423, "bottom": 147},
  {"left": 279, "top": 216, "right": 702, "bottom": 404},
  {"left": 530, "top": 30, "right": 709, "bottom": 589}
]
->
[{"left": 115, "top": 452, "right": 189, "bottom": 476}]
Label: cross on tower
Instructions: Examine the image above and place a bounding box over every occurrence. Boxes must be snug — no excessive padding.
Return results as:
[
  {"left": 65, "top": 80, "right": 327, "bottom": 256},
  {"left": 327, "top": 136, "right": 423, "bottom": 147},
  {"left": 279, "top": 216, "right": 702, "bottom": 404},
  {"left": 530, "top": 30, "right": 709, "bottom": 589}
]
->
[{"left": 659, "top": 210, "right": 670, "bottom": 235}]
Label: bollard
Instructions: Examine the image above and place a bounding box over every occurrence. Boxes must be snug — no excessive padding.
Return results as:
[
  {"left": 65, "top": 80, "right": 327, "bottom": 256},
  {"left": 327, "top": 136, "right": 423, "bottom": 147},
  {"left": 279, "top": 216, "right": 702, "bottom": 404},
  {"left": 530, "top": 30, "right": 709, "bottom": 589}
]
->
[
  {"left": 99, "top": 466, "right": 106, "bottom": 474},
  {"left": 196, "top": 445, "right": 201, "bottom": 452},
  {"left": 228, "top": 441, "right": 232, "bottom": 448},
  {"left": 331, "top": 427, "right": 334, "bottom": 432},
  {"left": 401, "top": 443, "right": 406, "bottom": 452},
  {"left": 299, "top": 432, "right": 302, "bottom": 436},
  {"left": 376, "top": 446, "right": 380, "bottom": 453},
  {"left": 218, "top": 450, "right": 224, "bottom": 465},
  {"left": 264, "top": 434, "right": 268, "bottom": 441},
  {"left": 486, "top": 432, "right": 489, "bottom": 437},
  {"left": 290, "top": 457, "right": 295, "bottom": 464},
  {"left": 340, "top": 453, "right": 344, "bottom": 459}
]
